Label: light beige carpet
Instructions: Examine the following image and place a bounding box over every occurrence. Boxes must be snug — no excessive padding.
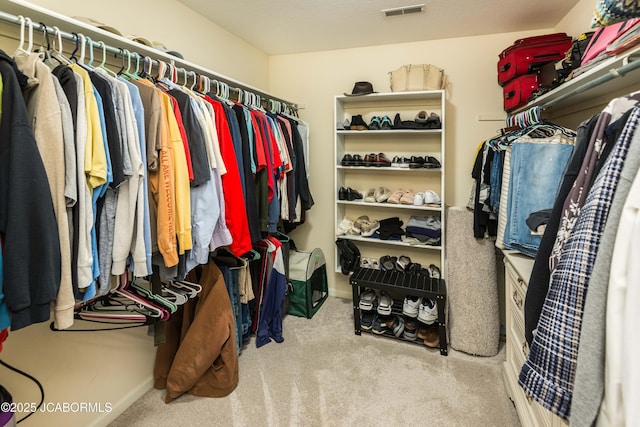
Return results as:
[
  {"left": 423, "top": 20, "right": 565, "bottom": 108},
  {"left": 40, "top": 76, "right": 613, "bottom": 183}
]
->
[
  {"left": 446, "top": 207, "right": 501, "bottom": 357},
  {"left": 110, "top": 296, "right": 519, "bottom": 427}
]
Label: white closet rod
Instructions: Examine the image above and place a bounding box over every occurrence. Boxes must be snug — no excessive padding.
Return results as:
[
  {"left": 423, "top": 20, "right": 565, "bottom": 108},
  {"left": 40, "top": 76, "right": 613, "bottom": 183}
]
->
[{"left": 0, "top": 9, "right": 298, "bottom": 111}]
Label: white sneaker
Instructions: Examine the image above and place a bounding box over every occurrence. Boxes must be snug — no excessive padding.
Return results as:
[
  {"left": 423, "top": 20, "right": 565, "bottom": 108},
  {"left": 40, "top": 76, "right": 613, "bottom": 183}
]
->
[
  {"left": 418, "top": 297, "right": 438, "bottom": 324},
  {"left": 402, "top": 295, "right": 420, "bottom": 318},
  {"left": 414, "top": 192, "right": 425, "bottom": 206},
  {"left": 423, "top": 190, "right": 441, "bottom": 205}
]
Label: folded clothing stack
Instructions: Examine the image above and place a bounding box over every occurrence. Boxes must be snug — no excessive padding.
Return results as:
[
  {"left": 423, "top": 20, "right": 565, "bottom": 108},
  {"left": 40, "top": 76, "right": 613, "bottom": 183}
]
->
[
  {"left": 375, "top": 217, "right": 405, "bottom": 240},
  {"left": 405, "top": 215, "right": 441, "bottom": 245}
]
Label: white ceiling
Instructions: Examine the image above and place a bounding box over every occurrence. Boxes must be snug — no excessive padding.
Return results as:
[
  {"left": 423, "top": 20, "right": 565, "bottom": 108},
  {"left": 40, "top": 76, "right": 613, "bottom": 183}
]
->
[{"left": 178, "top": 0, "right": 582, "bottom": 55}]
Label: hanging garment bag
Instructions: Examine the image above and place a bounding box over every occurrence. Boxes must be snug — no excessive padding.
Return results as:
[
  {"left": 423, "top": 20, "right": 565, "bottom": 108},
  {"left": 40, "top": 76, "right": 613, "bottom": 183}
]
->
[{"left": 498, "top": 33, "right": 572, "bottom": 86}]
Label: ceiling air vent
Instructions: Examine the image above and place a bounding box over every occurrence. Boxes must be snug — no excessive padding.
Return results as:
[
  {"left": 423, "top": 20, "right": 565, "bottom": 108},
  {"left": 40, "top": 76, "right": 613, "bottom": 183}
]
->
[{"left": 382, "top": 4, "right": 425, "bottom": 17}]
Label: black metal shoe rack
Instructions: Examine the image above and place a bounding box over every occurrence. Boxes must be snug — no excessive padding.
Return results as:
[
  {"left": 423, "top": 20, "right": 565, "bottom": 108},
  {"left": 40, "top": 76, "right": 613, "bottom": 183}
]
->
[{"left": 349, "top": 267, "right": 448, "bottom": 356}]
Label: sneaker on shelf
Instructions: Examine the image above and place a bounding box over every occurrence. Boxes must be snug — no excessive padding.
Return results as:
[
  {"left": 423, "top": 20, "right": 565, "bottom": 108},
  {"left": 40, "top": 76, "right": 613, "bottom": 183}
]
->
[
  {"left": 372, "top": 314, "right": 392, "bottom": 334},
  {"left": 402, "top": 295, "right": 420, "bottom": 318},
  {"left": 380, "top": 115, "right": 393, "bottom": 130},
  {"left": 359, "top": 288, "right": 377, "bottom": 311},
  {"left": 413, "top": 192, "right": 425, "bottom": 206},
  {"left": 369, "top": 116, "right": 382, "bottom": 130},
  {"left": 377, "top": 291, "right": 394, "bottom": 315},
  {"left": 423, "top": 190, "right": 441, "bottom": 205},
  {"left": 418, "top": 297, "right": 438, "bottom": 324},
  {"left": 403, "top": 318, "right": 418, "bottom": 340},
  {"left": 361, "top": 311, "right": 375, "bottom": 330},
  {"left": 386, "top": 315, "right": 405, "bottom": 337}
]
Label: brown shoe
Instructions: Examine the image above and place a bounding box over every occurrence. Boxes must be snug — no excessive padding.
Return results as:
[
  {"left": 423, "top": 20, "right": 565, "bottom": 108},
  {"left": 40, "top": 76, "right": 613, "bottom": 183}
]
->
[
  {"left": 363, "top": 153, "right": 377, "bottom": 167},
  {"left": 375, "top": 153, "right": 392, "bottom": 167},
  {"left": 424, "top": 325, "right": 440, "bottom": 348}
]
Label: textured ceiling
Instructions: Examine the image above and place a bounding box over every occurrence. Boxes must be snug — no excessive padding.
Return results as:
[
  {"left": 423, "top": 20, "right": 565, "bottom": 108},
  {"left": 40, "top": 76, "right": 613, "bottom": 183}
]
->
[{"left": 178, "top": 0, "right": 582, "bottom": 55}]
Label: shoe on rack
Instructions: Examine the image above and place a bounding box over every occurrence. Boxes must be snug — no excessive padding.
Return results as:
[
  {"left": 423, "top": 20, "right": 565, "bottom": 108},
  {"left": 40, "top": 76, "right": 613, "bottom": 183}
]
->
[
  {"left": 360, "top": 220, "right": 381, "bottom": 237},
  {"left": 375, "top": 187, "right": 392, "bottom": 203},
  {"left": 337, "top": 119, "right": 351, "bottom": 130},
  {"left": 403, "top": 318, "right": 418, "bottom": 340},
  {"left": 409, "top": 156, "right": 425, "bottom": 169},
  {"left": 386, "top": 315, "right": 405, "bottom": 337},
  {"left": 352, "top": 215, "right": 370, "bottom": 234},
  {"left": 414, "top": 192, "right": 425, "bottom": 206},
  {"left": 380, "top": 115, "right": 393, "bottom": 130},
  {"left": 372, "top": 314, "right": 392, "bottom": 334},
  {"left": 402, "top": 295, "right": 420, "bottom": 318},
  {"left": 352, "top": 154, "right": 364, "bottom": 166},
  {"left": 346, "top": 188, "right": 363, "bottom": 201},
  {"left": 363, "top": 153, "right": 377, "bottom": 167},
  {"left": 428, "top": 264, "right": 441, "bottom": 279},
  {"left": 396, "top": 255, "right": 412, "bottom": 271},
  {"left": 361, "top": 311, "right": 375, "bottom": 330},
  {"left": 369, "top": 116, "right": 381, "bottom": 130},
  {"left": 418, "top": 297, "right": 438, "bottom": 324},
  {"left": 425, "top": 113, "right": 442, "bottom": 129},
  {"left": 423, "top": 190, "right": 441, "bottom": 205},
  {"left": 336, "top": 218, "right": 354, "bottom": 236},
  {"left": 379, "top": 255, "right": 396, "bottom": 271},
  {"left": 364, "top": 188, "right": 377, "bottom": 203},
  {"left": 340, "top": 154, "right": 354, "bottom": 166},
  {"left": 377, "top": 291, "right": 394, "bottom": 315},
  {"left": 423, "top": 325, "right": 440, "bottom": 348},
  {"left": 350, "top": 115, "right": 369, "bottom": 131},
  {"left": 424, "top": 156, "right": 441, "bottom": 169},
  {"left": 391, "top": 156, "right": 403, "bottom": 168},
  {"left": 400, "top": 190, "right": 416, "bottom": 205},
  {"left": 387, "top": 189, "right": 405, "bottom": 204},
  {"left": 415, "top": 110, "right": 429, "bottom": 123},
  {"left": 359, "top": 288, "right": 377, "bottom": 311},
  {"left": 374, "top": 153, "right": 392, "bottom": 167},
  {"left": 338, "top": 187, "right": 347, "bottom": 200}
]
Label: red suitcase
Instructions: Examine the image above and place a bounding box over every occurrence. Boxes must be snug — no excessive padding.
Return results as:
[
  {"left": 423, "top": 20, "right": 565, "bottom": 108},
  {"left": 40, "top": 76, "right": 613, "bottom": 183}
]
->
[
  {"left": 503, "top": 74, "right": 541, "bottom": 112},
  {"left": 498, "top": 33, "right": 572, "bottom": 86}
]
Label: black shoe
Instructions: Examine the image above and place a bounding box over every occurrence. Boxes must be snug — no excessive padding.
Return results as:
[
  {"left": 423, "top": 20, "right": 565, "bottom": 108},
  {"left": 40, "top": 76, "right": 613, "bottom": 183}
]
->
[
  {"left": 347, "top": 187, "right": 363, "bottom": 201},
  {"left": 338, "top": 187, "right": 348, "bottom": 200},
  {"left": 424, "top": 156, "right": 441, "bottom": 169},
  {"left": 352, "top": 154, "right": 364, "bottom": 166},
  {"left": 409, "top": 156, "right": 425, "bottom": 169},
  {"left": 351, "top": 115, "right": 369, "bottom": 131},
  {"left": 341, "top": 154, "right": 354, "bottom": 166}
]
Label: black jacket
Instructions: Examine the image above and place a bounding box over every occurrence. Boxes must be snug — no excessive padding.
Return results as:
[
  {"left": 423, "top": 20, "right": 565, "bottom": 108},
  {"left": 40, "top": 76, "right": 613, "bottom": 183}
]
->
[{"left": 0, "top": 50, "right": 61, "bottom": 330}]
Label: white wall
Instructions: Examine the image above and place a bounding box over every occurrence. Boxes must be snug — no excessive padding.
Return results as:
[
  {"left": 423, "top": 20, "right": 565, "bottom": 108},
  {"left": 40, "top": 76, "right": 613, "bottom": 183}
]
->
[
  {"left": 269, "top": 1, "right": 597, "bottom": 298},
  {"left": 14, "top": 0, "right": 271, "bottom": 88}
]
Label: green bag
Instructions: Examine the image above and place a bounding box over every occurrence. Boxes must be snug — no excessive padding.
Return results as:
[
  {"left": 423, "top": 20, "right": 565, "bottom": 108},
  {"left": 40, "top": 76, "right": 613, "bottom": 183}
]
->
[{"left": 288, "top": 247, "right": 328, "bottom": 318}]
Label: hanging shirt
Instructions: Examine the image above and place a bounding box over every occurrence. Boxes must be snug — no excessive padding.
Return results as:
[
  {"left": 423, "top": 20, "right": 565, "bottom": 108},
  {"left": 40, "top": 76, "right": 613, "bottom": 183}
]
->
[
  {"left": 0, "top": 50, "right": 60, "bottom": 331},
  {"left": 15, "top": 51, "right": 75, "bottom": 330},
  {"left": 205, "top": 96, "right": 252, "bottom": 256},
  {"left": 159, "top": 91, "right": 192, "bottom": 255}
]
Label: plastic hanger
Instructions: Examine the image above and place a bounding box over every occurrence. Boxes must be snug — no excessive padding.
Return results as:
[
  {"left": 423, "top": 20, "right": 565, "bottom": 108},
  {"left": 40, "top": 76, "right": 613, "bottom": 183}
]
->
[
  {"left": 50, "top": 26, "right": 71, "bottom": 65},
  {"left": 96, "top": 41, "right": 117, "bottom": 77}
]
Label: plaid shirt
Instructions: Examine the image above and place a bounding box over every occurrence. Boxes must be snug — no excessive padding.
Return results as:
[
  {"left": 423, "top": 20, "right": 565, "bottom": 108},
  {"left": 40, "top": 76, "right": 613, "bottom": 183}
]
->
[{"left": 518, "top": 105, "right": 640, "bottom": 419}]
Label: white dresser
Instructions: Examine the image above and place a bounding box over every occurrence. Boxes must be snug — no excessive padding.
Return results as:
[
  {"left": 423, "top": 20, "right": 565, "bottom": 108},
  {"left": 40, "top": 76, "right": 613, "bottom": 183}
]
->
[{"left": 502, "top": 251, "right": 568, "bottom": 427}]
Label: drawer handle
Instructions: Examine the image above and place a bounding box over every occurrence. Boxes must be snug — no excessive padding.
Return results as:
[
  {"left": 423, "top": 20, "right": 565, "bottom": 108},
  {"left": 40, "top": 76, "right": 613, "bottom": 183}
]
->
[
  {"left": 522, "top": 340, "right": 529, "bottom": 356},
  {"left": 512, "top": 290, "right": 523, "bottom": 310}
]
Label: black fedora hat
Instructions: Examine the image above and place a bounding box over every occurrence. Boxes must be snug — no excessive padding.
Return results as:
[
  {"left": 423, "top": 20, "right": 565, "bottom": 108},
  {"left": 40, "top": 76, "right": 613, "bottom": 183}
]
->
[{"left": 345, "top": 81, "right": 377, "bottom": 96}]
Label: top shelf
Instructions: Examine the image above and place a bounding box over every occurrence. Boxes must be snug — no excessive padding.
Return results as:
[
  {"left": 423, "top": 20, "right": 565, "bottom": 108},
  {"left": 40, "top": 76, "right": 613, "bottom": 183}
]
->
[
  {"left": 514, "top": 44, "right": 640, "bottom": 114},
  {"left": 336, "top": 90, "right": 445, "bottom": 104}
]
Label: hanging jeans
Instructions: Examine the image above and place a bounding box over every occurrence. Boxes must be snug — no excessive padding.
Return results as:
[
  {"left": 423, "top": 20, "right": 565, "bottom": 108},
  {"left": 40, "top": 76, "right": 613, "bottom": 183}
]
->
[
  {"left": 504, "top": 142, "right": 574, "bottom": 257},
  {"left": 220, "top": 266, "right": 242, "bottom": 355}
]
